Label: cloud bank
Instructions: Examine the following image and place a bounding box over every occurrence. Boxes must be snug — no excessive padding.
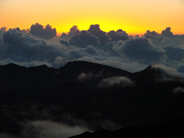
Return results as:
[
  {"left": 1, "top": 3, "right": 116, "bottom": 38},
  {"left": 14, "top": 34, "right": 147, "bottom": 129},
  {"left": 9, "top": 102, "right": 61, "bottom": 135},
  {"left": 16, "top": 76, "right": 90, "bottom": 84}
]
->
[{"left": 0, "top": 24, "right": 184, "bottom": 74}]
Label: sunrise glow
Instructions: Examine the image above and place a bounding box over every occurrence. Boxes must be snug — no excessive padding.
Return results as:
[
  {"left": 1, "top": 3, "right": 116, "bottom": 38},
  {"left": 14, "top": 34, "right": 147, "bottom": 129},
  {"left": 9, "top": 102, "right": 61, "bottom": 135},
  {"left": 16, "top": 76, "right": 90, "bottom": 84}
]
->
[{"left": 0, "top": 0, "right": 184, "bottom": 35}]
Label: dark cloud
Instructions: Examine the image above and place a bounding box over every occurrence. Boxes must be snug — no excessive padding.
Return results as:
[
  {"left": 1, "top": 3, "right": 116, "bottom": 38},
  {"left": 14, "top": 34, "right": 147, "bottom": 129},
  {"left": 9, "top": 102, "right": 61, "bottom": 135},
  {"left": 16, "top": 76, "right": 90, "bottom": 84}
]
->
[
  {"left": 83, "top": 46, "right": 100, "bottom": 56},
  {"left": 88, "top": 24, "right": 110, "bottom": 46},
  {"left": 60, "top": 26, "right": 80, "bottom": 40},
  {"left": 119, "top": 38, "right": 164, "bottom": 63},
  {"left": 69, "top": 31, "right": 100, "bottom": 48},
  {"left": 161, "top": 27, "right": 173, "bottom": 37},
  {"left": 108, "top": 29, "right": 129, "bottom": 41},
  {"left": 0, "top": 27, "right": 7, "bottom": 33},
  {"left": 164, "top": 46, "right": 184, "bottom": 61},
  {"left": 68, "top": 25, "right": 80, "bottom": 36},
  {"left": 0, "top": 25, "right": 183, "bottom": 74},
  {"left": 178, "top": 65, "right": 184, "bottom": 73},
  {"left": 143, "top": 30, "right": 164, "bottom": 46},
  {"left": 60, "top": 33, "right": 68, "bottom": 39},
  {"left": 144, "top": 30, "right": 161, "bottom": 39},
  {"left": 30, "top": 23, "right": 56, "bottom": 39},
  {"left": 1, "top": 28, "right": 62, "bottom": 63},
  {"left": 60, "top": 40, "right": 69, "bottom": 46}
]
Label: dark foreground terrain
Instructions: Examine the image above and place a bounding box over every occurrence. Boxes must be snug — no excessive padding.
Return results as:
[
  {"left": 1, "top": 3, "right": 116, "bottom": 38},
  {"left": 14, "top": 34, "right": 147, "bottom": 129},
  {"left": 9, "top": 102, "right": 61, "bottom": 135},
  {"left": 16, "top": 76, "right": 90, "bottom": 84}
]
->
[{"left": 0, "top": 61, "right": 184, "bottom": 137}]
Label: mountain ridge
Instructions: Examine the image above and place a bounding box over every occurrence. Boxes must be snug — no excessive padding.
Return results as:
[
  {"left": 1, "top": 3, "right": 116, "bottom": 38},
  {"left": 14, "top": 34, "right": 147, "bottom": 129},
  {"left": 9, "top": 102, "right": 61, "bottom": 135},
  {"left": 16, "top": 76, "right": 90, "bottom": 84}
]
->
[{"left": 0, "top": 61, "right": 184, "bottom": 137}]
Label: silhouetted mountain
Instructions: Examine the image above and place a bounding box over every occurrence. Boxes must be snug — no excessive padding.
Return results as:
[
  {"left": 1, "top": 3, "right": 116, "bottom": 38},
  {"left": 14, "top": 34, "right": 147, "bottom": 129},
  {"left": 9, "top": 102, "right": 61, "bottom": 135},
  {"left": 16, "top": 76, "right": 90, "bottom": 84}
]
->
[
  {"left": 0, "top": 61, "right": 184, "bottom": 137},
  {"left": 70, "top": 118, "right": 184, "bottom": 138}
]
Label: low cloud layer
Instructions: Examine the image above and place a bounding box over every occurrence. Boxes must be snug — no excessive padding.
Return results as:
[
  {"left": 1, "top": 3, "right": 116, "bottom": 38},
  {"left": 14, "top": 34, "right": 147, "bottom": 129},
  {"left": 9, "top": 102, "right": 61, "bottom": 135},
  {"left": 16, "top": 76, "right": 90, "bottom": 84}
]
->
[
  {"left": 0, "top": 121, "right": 88, "bottom": 138},
  {"left": 98, "top": 76, "right": 134, "bottom": 88},
  {"left": 0, "top": 24, "right": 184, "bottom": 74},
  {"left": 119, "top": 38, "right": 164, "bottom": 63}
]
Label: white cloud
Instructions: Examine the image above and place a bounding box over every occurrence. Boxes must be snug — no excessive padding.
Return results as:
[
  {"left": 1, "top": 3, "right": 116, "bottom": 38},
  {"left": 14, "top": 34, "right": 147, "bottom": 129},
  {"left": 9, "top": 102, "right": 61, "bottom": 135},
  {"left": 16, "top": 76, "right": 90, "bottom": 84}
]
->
[
  {"left": 21, "top": 121, "right": 88, "bottom": 138},
  {"left": 98, "top": 76, "right": 134, "bottom": 88}
]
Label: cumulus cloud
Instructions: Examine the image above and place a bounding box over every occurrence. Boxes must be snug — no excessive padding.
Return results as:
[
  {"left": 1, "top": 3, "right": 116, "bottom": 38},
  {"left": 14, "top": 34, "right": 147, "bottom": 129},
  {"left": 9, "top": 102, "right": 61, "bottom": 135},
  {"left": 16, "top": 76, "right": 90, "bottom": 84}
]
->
[
  {"left": 69, "top": 31, "right": 100, "bottom": 48},
  {"left": 119, "top": 38, "right": 164, "bottom": 63},
  {"left": 60, "top": 33, "right": 68, "bottom": 40},
  {"left": 0, "top": 28, "right": 67, "bottom": 66},
  {"left": 68, "top": 25, "right": 80, "bottom": 36},
  {"left": 161, "top": 27, "right": 173, "bottom": 37},
  {"left": 108, "top": 29, "right": 129, "bottom": 41},
  {"left": 98, "top": 76, "right": 134, "bottom": 88},
  {"left": 0, "top": 25, "right": 184, "bottom": 74},
  {"left": 88, "top": 24, "right": 110, "bottom": 46},
  {"left": 0, "top": 27, "right": 7, "bottom": 33},
  {"left": 30, "top": 23, "right": 56, "bottom": 39},
  {"left": 60, "top": 40, "right": 69, "bottom": 46},
  {"left": 143, "top": 30, "right": 164, "bottom": 45},
  {"left": 164, "top": 46, "right": 184, "bottom": 61}
]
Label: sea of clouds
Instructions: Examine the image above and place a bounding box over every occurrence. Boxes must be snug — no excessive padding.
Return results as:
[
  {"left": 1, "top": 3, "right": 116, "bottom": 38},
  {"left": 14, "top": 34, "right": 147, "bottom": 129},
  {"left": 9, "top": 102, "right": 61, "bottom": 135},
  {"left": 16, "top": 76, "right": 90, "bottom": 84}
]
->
[{"left": 0, "top": 23, "right": 184, "bottom": 74}]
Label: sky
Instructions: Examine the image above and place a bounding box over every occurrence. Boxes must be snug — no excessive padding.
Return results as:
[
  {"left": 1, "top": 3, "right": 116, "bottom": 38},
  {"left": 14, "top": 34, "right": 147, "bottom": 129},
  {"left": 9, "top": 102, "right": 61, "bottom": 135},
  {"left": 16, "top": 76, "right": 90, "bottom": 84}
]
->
[
  {"left": 0, "top": 0, "right": 184, "bottom": 74},
  {"left": 0, "top": 0, "right": 184, "bottom": 35}
]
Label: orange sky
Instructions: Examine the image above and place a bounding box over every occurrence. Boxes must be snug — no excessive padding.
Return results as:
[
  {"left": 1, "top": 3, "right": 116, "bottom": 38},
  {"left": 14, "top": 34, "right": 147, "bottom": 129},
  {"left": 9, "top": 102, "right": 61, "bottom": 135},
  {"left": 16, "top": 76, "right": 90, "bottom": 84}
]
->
[{"left": 0, "top": 0, "right": 184, "bottom": 35}]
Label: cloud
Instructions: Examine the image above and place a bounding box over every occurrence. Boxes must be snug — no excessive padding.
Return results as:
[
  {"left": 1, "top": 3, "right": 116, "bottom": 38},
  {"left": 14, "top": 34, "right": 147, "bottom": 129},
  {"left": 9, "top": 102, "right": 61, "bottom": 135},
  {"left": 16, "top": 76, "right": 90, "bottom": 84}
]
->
[
  {"left": 119, "top": 38, "right": 164, "bottom": 63},
  {"left": 60, "top": 40, "right": 69, "bottom": 46},
  {"left": 161, "top": 27, "right": 173, "bottom": 37},
  {"left": 69, "top": 31, "right": 101, "bottom": 48},
  {"left": 54, "top": 56, "right": 65, "bottom": 66},
  {"left": 60, "top": 33, "right": 68, "bottom": 40},
  {"left": 143, "top": 30, "right": 164, "bottom": 45},
  {"left": 0, "top": 27, "right": 7, "bottom": 33},
  {"left": 172, "top": 87, "right": 184, "bottom": 94},
  {"left": 164, "top": 46, "right": 184, "bottom": 61},
  {"left": 60, "top": 26, "right": 80, "bottom": 41},
  {"left": 78, "top": 72, "right": 101, "bottom": 81},
  {"left": 108, "top": 29, "right": 129, "bottom": 41},
  {"left": 98, "top": 76, "right": 134, "bottom": 88},
  {"left": 68, "top": 25, "right": 80, "bottom": 36},
  {"left": 0, "top": 120, "right": 88, "bottom": 138},
  {"left": 1, "top": 28, "right": 67, "bottom": 65},
  {"left": 21, "top": 121, "right": 87, "bottom": 138},
  {"left": 178, "top": 65, "right": 184, "bottom": 73},
  {"left": 74, "top": 56, "right": 148, "bottom": 73},
  {"left": 0, "top": 25, "right": 184, "bottom": 75},
  {"left": 30, "top": 23, "right": 56, "bottom": 39},
  {"left": 150, "top": 64, "right": 184, "bottom": 82},
  {"left": 88, "top": 24, "right": 110, "bottom": 46},
  {"left": 151, "top": 64, "right": 180, "bottom": 76}
]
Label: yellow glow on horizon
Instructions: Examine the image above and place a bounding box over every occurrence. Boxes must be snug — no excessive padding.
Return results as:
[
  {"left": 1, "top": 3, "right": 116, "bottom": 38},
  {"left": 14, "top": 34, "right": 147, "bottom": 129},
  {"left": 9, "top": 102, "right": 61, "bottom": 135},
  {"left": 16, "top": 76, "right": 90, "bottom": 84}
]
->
[{"left": 0, "top": 0, "right": 184, "bottom": 35}]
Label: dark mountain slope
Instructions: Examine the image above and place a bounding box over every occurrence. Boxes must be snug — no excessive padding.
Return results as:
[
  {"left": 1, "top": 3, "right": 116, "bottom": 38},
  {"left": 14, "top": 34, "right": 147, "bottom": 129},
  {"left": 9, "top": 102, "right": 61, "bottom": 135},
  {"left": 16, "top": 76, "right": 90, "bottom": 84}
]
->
[
  {"left": 0, "top": 61, "right": 184, "bottom": 137},
  {"left": 70, "top": 118, "right": 184, "bottom": 138}
]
